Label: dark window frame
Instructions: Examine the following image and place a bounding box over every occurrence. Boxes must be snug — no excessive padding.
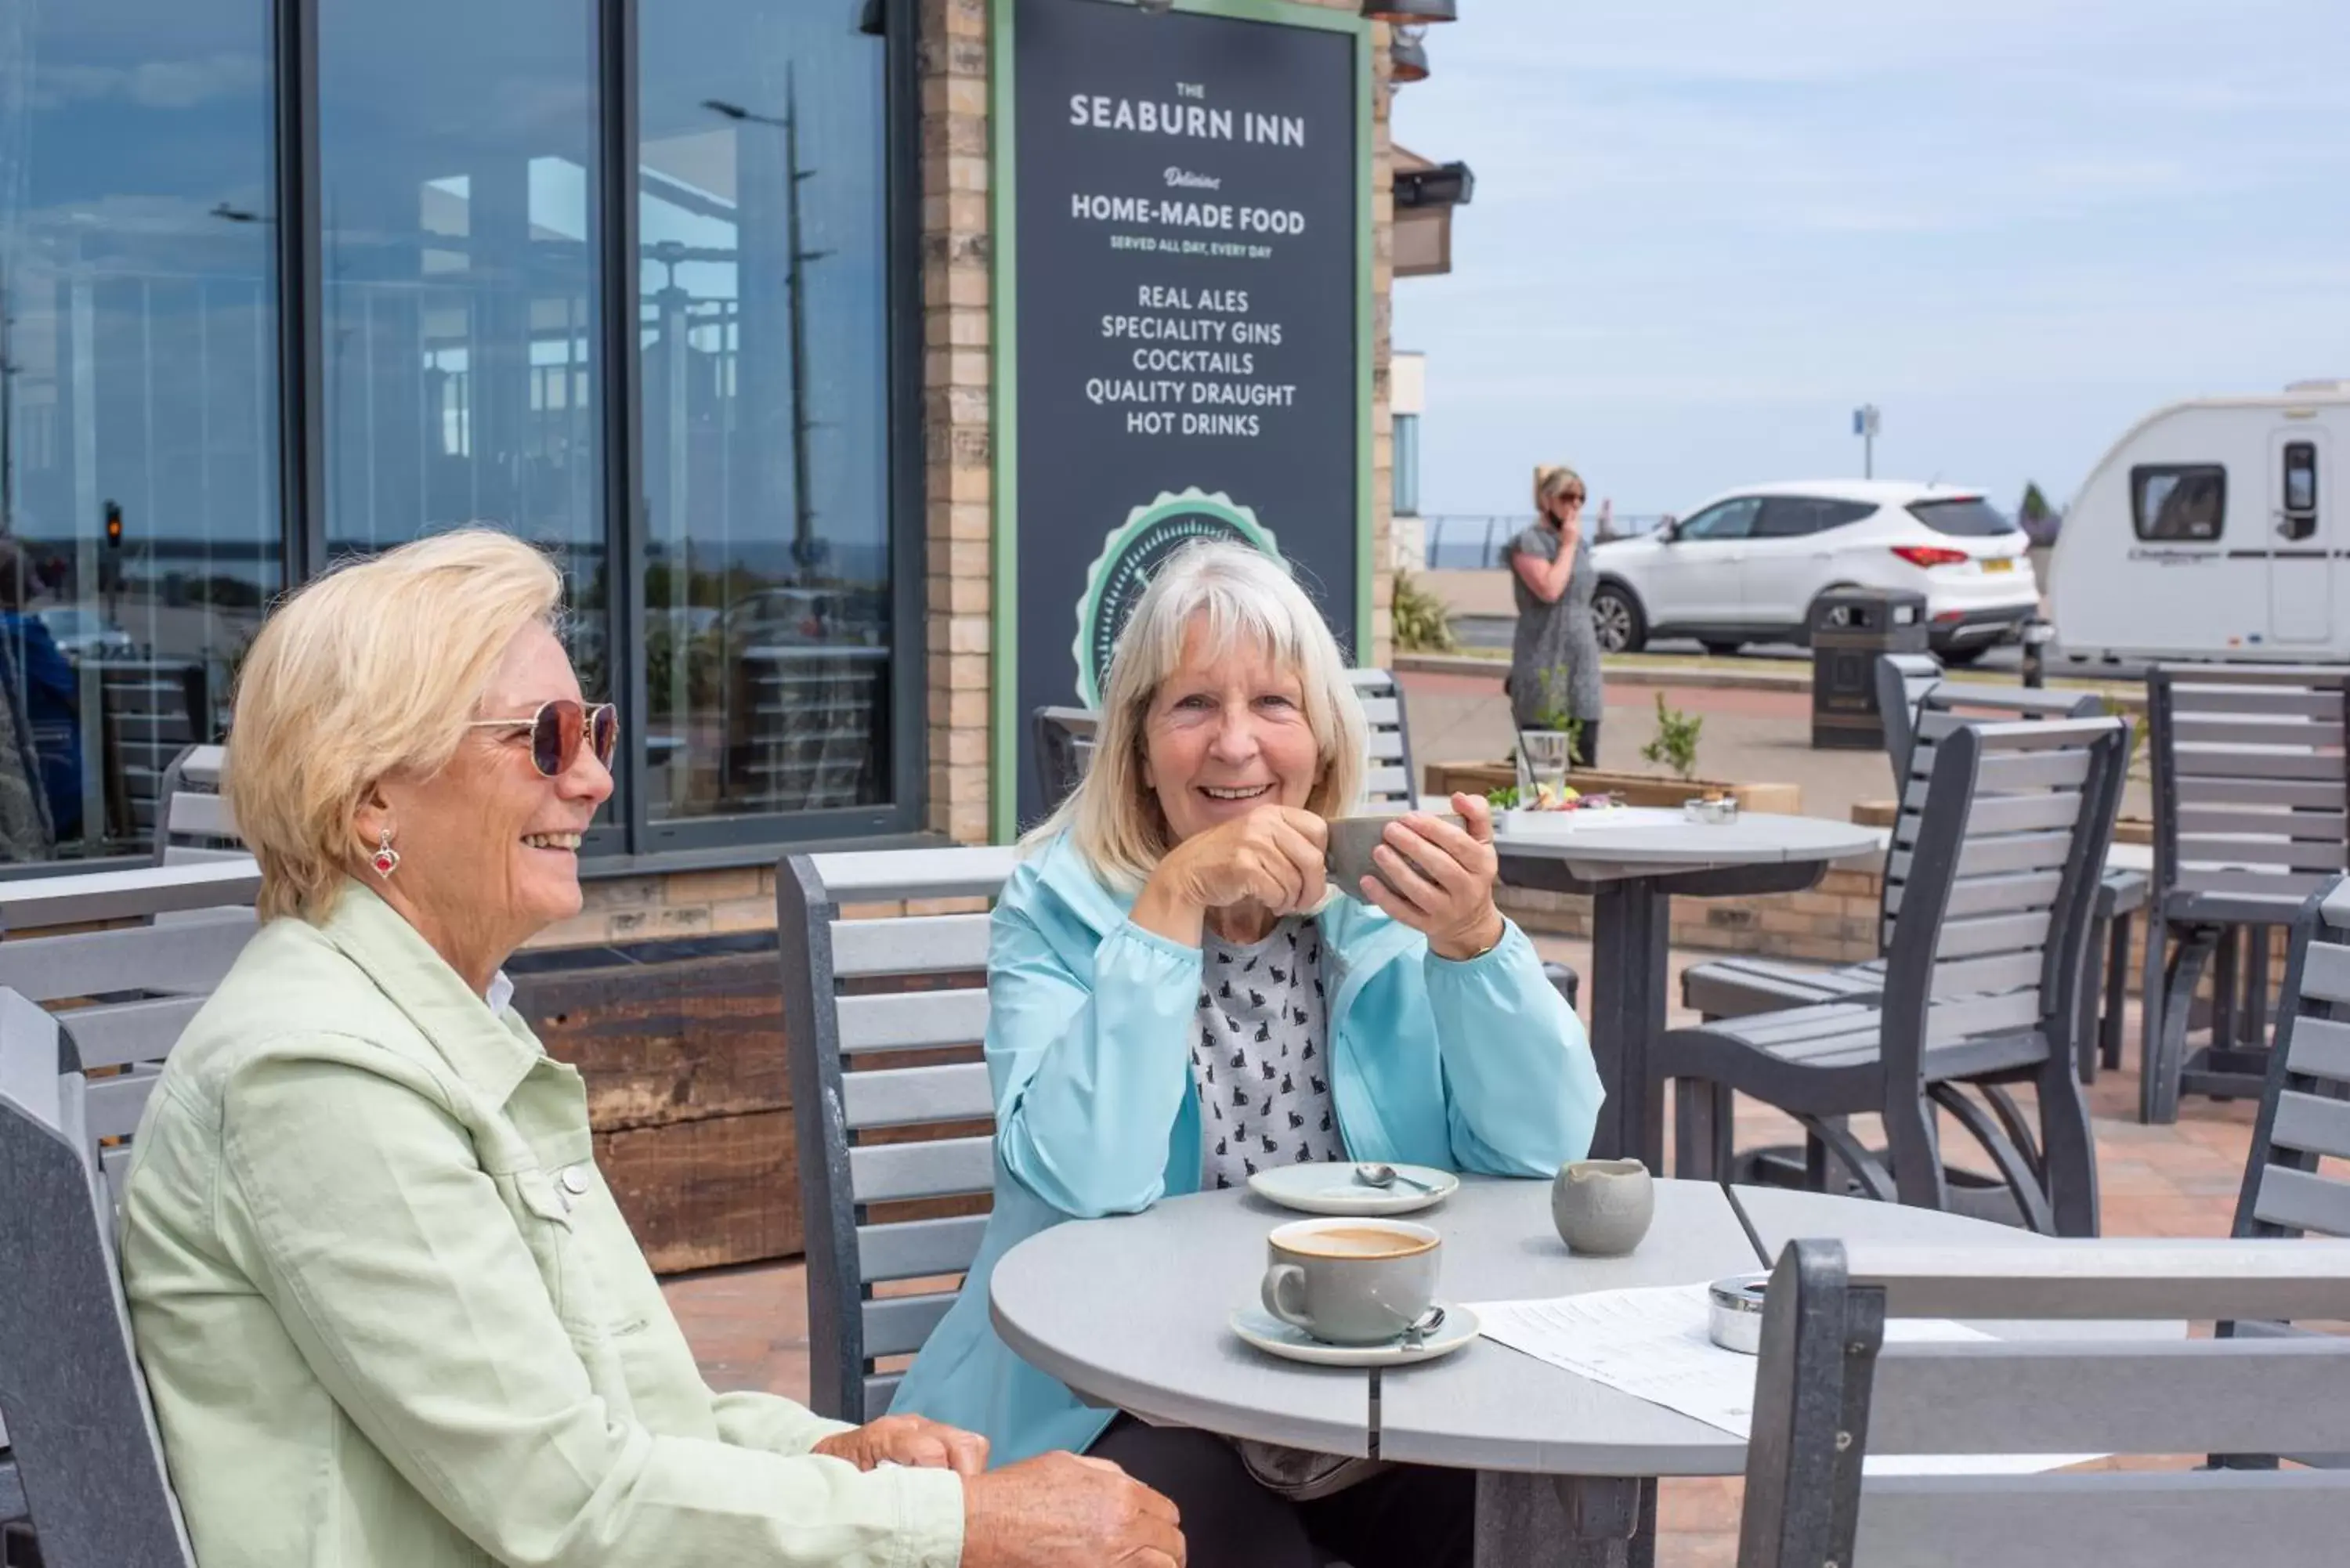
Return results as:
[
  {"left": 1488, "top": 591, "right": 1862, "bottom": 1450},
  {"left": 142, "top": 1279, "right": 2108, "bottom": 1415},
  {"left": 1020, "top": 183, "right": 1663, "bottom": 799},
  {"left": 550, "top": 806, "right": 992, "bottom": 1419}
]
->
[
  {"left": 2283, "top": 441, "right": 2319, "bottom": 522},
  {"left": 266, "top": 0, "right": 926, "bottom": 869},
  {"left": 2131, "top": 463, "right": 2228, "bottom": 544}
]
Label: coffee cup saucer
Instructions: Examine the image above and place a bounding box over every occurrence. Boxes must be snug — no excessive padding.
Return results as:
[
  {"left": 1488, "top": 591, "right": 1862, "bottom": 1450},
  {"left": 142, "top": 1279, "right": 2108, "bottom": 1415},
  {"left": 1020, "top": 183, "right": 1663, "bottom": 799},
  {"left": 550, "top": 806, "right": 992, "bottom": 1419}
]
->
[
  {"left": 1229, "top": 1302, "right": 1480, "bottom": 1367},
  {"left": 1247, "top": 1162, "right": 1459, "bottom": 1216}
]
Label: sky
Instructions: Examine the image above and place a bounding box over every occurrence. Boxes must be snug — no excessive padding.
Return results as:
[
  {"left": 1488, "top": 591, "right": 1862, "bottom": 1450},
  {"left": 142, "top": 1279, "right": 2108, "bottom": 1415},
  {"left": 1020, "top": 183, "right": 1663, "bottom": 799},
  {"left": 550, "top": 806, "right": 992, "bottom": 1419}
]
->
[{"left": 1390, "top": 0, "right": 2350, "bottom": 522}]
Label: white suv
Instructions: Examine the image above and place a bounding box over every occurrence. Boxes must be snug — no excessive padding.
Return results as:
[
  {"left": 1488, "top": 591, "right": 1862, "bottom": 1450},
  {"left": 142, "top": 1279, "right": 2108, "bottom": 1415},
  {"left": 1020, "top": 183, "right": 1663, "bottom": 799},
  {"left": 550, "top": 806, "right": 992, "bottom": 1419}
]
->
[{"left": 1589, "top": 480, "right": 2040, "bottom": 663}]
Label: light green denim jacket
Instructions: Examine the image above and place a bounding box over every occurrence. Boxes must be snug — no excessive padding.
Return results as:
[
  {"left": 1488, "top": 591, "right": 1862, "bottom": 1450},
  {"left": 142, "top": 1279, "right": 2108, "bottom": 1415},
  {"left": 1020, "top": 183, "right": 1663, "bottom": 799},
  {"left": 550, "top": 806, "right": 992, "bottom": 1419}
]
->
[{"left": 119, "top": 880, "right": 964, "bottom": 1568}]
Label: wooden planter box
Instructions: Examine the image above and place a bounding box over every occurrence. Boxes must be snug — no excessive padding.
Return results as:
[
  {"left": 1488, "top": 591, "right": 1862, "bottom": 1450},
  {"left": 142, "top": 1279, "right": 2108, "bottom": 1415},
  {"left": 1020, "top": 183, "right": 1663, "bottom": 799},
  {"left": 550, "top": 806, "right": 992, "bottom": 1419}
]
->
[
  {"left": 510, "top": 942, "right": 801, "bottom": 1276},
  {"left": 1426, "top": 761, "right": 1802, "bottom": 817}
]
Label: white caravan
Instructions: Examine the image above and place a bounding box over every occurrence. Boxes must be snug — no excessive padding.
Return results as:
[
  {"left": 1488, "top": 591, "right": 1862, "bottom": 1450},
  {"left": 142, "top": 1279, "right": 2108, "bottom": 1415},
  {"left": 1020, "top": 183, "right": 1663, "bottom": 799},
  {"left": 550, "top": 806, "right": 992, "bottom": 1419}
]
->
[{"left": 2052, "top": 382, "right": 2347, "bottom": 663}]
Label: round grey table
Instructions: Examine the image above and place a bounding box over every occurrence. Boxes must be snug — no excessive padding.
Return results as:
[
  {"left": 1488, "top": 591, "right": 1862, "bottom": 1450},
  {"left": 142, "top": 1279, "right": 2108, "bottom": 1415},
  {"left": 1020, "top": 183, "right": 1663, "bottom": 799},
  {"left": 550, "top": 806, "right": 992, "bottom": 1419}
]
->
[
  {"left": 991, "top": 1174, "right": 2114, "bottom": 1568},
  {"left": 1490, "top": 809, "right": 1883, "bottom": 1169}
]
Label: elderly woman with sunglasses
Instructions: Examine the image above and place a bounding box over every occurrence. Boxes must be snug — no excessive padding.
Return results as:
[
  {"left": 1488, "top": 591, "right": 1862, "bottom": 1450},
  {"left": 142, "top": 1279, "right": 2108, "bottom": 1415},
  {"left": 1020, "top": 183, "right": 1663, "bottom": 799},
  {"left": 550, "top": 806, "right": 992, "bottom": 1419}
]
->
[
  {"left": 891, "top": 543, "right": 1603, "bottom": 1568},
  {"left": 118, "top": 529, "right": 1183, "bottom": 1568}
]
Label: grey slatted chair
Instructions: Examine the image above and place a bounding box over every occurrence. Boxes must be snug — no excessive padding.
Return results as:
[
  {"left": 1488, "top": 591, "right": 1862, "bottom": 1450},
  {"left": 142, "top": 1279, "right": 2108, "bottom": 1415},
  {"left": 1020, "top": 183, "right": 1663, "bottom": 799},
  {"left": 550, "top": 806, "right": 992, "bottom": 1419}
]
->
[
  {"left": 1655, "top": 717, "right": 2129, "bottom": 1234},
  {"left": 1346, "top": 669, "right": 1418, "bottom": 808},
  {"left": 2222, "top": 874, "right": 2350, "bottom": 1471},
  {"left": 152, "top": 743, "right": 243, "bottom": 865},
  {"left": 1685, "top": 664, "right": 2146, "bottom": 1083},
  {"left": 1738, "top": 1237, "right": 2350, "bottom": 1568},
  {"left": 2238, "top": 875, "right": 2350, "bottom": 1248},
  {"left": 1032, "top": 706, "right": 1098, "bottom": 817},
  {"left": 777, "top": 846, "right": 1016, "bottom": 1422},
  {"left": 0, "top": 913, "right": 255, "bottom": 1209},
  {"left": 0, "top": 989, "right": 199, "bottom": 1566},
  {"left": 2142, "top": 664, "right": 2350, "bottom": 1124}
]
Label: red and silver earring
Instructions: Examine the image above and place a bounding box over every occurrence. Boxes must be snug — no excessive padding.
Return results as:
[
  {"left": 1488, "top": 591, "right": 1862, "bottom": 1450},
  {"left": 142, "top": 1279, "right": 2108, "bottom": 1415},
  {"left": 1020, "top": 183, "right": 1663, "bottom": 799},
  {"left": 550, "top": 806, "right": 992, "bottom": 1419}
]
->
[{"left": 371, "top": 829, "right": 401, "bottom": 879}]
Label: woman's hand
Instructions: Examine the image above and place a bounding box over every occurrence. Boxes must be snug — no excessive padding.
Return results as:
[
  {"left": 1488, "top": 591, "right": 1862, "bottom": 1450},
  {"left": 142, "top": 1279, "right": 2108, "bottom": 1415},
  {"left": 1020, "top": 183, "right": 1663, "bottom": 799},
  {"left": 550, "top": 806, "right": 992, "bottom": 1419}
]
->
[
  {"left": 1130, "top": 806, "right": 1329, "bottom": 947},
  {"left": 1359, "top": 793, "right": 1507, "bottom": 961},
  {"left": 812, "top": 1413, "right": 989, "bottom": 1477}
]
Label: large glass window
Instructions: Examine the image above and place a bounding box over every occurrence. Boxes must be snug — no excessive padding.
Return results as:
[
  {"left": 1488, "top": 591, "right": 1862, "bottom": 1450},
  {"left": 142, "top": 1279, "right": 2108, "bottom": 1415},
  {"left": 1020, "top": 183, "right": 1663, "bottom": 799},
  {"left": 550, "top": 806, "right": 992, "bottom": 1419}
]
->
[
  {"left": 316, "top": 0, "right": 606, "bottom": 731},
  {"left": 0, "top": 0, "right": 282, "bottom": 862},
  {"left": 636, "top": 0, "right": 893, "bottom": 826}
]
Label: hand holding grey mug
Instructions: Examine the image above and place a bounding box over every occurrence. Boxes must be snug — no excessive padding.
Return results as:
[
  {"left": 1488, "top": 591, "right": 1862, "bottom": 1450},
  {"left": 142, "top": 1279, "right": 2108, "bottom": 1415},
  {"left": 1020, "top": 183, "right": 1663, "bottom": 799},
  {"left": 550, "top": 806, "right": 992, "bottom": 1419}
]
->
[
  {"left": 1260, "top": 1217, "right": 1441, "bottom": 1346},
  {"left": 1322, "top": 795, "right": 1506, "bottom": 963}
]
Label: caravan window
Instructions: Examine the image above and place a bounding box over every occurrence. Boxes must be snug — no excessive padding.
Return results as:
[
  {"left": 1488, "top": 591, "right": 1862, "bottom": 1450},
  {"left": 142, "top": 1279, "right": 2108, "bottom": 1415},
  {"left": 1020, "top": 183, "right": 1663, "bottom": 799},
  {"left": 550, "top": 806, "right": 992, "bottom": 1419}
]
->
[{"left": 2131, "top": 464, "right": 2227, "bottom": 542}]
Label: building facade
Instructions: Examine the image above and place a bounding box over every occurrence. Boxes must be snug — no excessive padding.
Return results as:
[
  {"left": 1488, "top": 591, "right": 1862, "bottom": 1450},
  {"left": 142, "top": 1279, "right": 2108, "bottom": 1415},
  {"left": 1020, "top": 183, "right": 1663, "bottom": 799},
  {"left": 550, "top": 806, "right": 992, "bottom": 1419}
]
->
[{"left": 0, "top": 0, "right": 1403, "bottom": 943}]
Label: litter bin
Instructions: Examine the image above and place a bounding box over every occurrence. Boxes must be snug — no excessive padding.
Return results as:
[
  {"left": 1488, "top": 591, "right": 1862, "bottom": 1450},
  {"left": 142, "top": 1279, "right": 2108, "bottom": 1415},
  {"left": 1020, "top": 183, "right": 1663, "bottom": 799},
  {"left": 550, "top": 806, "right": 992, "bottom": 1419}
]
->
[{"left": 1810, "top": 587, "right": 1928, "bottom": 750}]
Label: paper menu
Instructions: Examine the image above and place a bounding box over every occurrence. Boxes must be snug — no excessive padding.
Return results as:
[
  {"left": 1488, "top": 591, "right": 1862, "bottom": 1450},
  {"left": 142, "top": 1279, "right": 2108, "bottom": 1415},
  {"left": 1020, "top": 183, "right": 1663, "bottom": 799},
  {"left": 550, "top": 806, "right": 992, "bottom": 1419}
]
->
[{"left": 1470, "top": 1284, "right": 2099, "bottom": 1476}]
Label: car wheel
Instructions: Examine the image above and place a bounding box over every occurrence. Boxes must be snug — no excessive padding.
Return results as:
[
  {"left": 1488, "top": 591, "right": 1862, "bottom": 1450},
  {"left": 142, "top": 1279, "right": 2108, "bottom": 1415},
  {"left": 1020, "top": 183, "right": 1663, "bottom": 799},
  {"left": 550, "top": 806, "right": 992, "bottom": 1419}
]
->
[{"left": 1592, "top": 583, "right": 1644, "bottom": 654}]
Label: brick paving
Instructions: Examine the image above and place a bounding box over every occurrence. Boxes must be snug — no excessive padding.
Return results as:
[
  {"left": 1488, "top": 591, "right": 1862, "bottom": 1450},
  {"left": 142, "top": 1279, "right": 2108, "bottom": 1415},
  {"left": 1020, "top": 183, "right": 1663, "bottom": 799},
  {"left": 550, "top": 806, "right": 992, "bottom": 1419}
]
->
[{"left": 663, "top": 965, "right": 2261, "bottom": 1566}]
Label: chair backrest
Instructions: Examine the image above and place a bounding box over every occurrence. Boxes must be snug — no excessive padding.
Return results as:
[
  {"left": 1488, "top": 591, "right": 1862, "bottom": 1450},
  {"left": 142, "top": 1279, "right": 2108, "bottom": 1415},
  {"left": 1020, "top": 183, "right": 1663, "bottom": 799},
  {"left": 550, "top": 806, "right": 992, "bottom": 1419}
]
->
[
  {"left": 0, "top": 859, "right": 259, "bottom": 937},
  {"left": 776, "top": 845, "right": 1018, "bottom": 1422},
  {"left": 2148, "top": 664, "right": 2350, "bottom": 912},
  {"left": 1882, "top": 717, "right": 2130, "bottom": 1076},
  {"left": 1874, "top": 652, "right": 1947, "bottom": 790},
  {"left": 1347, "top": 669, "right": 1418, "bottom": 807},
  {"left": 98, "top": 662, "right": 210, "bottom": 844},
  {"left": 153, "top": 744, "right": 242, "bottom": 865},
  {"left": 1740, "top": 1237, "right": 2350, "bottom": 1568},
  {"left": 2236, "top": 875, "right": 2350, "bottom": 1243},
  {"left": 1032, "top": 707, "right": 1098, "bottom": 817},
  {"left": 0, "top": 990, "right": 198, "bottom": 1566},
  {"left": 0, "top": 912, "right": 252, "bottom": 1209},
  {"left": 1874, "top": 675, "right": 2110, "bottom": 952}
]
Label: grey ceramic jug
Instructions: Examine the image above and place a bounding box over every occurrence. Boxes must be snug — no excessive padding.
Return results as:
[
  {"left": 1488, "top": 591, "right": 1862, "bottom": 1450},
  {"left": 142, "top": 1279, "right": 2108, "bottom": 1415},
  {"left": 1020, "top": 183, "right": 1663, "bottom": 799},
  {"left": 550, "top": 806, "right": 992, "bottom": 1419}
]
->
[{"left": 1550, "top": 1158, "right": 1654, "bottom": 1256}]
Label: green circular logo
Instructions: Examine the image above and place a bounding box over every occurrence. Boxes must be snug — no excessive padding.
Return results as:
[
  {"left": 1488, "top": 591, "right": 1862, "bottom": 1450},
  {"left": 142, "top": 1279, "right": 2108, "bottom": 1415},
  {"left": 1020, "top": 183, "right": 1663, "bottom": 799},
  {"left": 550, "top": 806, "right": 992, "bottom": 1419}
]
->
[{"left": 1074, "top": 489, "right": 1280, "bottom": 707}]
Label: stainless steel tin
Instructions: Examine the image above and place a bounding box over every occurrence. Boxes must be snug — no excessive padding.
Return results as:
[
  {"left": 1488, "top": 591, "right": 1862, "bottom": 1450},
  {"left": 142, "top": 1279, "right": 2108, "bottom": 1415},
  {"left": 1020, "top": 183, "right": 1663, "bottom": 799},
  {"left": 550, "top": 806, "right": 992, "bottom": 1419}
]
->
[
  {"left": 1707, "top": 1274, "right": 1769, "bottom": 1355},
  {"left": 1683, "top": 797, "right": 1739, "bottom": 826}
]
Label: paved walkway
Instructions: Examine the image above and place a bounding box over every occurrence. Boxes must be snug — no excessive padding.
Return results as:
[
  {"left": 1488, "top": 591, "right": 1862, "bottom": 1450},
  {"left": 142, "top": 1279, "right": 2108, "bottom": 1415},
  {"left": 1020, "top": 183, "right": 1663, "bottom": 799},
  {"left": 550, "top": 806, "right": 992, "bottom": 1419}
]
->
[{"left": 663, "top": 965, "right": 2256, "bottom": 1567}]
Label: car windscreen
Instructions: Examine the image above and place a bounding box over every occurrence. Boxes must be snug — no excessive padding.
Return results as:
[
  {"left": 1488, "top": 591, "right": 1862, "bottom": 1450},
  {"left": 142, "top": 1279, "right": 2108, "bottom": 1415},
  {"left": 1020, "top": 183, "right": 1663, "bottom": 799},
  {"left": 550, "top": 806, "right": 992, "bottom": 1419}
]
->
[{"left": 1906, "top": 497, "right": 2016, "bottom": 537}]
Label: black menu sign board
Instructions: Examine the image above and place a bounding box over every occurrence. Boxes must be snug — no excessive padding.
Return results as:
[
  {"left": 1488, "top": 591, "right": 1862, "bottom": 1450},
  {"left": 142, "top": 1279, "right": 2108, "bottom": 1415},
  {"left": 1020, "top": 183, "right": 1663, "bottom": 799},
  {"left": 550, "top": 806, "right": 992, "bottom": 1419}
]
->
[{"left": 998, "top": 0, "right": 1367, "bottom": 831}]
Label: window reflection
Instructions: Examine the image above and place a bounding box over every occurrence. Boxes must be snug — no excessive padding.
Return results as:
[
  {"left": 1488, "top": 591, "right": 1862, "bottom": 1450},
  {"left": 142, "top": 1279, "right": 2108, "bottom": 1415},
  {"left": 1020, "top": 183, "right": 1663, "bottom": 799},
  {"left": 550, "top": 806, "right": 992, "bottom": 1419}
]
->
[
  {"left": 0, "top": 0, "right": 281, "bottom": 860},
  {"left": 316, "top": 0, "right": 607, "bottom": 728},
  {"left": 638, "top": 0, "right": 892, "bottom": 824}
]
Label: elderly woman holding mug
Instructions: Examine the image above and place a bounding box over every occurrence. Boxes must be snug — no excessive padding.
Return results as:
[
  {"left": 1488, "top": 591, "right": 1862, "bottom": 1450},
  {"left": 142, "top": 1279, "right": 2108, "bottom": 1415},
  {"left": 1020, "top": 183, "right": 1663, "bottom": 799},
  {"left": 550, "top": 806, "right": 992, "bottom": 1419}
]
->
[
  {"left": 118, "top": 530, "right": 1182, "bottom": 1568},
  {"left": 893, "top": 542, "right": 1602, "bottom": 1568},
  {"left": 1506, "top": 464, "right": 1605, "bottom": 767}
]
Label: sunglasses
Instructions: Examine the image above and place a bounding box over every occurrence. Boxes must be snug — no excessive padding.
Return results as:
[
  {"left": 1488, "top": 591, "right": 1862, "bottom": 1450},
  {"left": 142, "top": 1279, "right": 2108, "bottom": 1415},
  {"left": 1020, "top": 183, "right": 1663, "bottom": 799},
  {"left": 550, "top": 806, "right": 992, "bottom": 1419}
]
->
[{"left": 465, "top": 699, "right": 619, "bottom": 778}]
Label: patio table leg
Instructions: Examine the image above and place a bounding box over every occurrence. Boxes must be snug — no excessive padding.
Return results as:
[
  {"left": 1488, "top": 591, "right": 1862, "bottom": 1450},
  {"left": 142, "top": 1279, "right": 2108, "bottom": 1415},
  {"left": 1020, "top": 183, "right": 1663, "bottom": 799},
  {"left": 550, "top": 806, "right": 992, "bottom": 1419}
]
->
[
  {"left": 1473, "top": 1472, "right": 1654, "bottom": 1568},
  {"left": 1587, "top": 880, "right": 1670, "bottom": 1166}
]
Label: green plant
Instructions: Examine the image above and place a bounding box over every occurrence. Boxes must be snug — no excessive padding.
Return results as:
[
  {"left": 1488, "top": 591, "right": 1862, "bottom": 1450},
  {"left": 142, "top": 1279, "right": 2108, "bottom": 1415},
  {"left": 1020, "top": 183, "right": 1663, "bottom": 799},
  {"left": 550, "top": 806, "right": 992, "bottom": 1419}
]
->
[
  {"left": 1486, "top": 784, "right": 1519, "bottom": 809},
  {"left": 1640, "top": 692, "right": 1704, "bottom": 780},
  {"left": 1526, "top": 667, "right": 1585, "bottom": 765},
  {"left": 1391, "top": 569, "right": 1458, "bottom": 653}
]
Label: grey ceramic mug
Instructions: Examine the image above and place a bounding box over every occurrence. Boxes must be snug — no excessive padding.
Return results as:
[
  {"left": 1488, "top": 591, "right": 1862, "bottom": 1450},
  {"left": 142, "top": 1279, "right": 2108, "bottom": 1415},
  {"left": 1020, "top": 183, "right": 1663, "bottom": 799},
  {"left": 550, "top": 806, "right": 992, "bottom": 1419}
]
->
[
  {"left": 1260, "top": 1217, "right": 1441, "bottom": 1346},
  {"left": 1326, "top": 812, "right": 1466, "bottom": 900}
]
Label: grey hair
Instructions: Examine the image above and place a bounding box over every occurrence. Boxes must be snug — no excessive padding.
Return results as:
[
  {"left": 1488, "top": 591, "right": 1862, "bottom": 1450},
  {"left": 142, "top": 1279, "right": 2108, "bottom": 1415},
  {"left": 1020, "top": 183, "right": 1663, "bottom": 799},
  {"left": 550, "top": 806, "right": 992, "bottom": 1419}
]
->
[{"left": 1025, "top": 541, "right": 1367, "bottom": 891}]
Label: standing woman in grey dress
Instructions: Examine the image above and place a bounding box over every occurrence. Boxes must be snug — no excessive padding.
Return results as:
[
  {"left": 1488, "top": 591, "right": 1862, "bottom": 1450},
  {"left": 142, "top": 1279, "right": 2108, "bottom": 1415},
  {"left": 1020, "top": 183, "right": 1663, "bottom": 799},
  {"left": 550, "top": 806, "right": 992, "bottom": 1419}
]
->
[{"left": 1505, "top": 465, "right": 1605, "bottom": 766}]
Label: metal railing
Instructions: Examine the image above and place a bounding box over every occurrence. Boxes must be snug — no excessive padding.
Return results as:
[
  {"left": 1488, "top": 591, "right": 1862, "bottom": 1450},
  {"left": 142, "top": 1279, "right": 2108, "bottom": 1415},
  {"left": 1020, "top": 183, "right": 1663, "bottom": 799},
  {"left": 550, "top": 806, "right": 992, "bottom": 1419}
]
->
[{"left": 1419, "top": 512, "right": 1670, "bottom": 570}]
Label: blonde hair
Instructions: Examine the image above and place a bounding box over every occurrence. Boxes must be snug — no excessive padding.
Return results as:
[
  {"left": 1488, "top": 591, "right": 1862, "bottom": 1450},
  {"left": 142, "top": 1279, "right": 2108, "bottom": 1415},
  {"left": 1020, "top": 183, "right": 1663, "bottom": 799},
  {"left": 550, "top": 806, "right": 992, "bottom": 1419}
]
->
[
  {"left": 1029, "top": 542, "right": 1366, "bottom": 891},
  {"left": 225, "top": 528, "right": 566, "bottom": 923},
  {"left": 1535, "top": 464, "right": 1586, "bottom": 512}
]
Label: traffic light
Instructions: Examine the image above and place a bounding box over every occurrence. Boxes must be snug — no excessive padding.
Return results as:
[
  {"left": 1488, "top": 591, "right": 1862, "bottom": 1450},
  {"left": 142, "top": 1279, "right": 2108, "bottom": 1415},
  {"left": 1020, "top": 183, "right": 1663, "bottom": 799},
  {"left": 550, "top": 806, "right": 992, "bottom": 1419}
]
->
[{"left": 103, "top": 501, "right": 122, "bottom": 549}]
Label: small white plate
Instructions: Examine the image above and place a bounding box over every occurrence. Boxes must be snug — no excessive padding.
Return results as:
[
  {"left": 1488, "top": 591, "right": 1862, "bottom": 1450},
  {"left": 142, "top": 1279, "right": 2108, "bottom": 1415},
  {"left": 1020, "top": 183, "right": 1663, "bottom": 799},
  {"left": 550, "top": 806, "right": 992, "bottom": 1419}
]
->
[
  {"left": 1246, "top": 1162, "right": 1459, "bottom": 1216},
  {"left": 1230, "top": 1303, "right": 1480, "bottom": 1367}
]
